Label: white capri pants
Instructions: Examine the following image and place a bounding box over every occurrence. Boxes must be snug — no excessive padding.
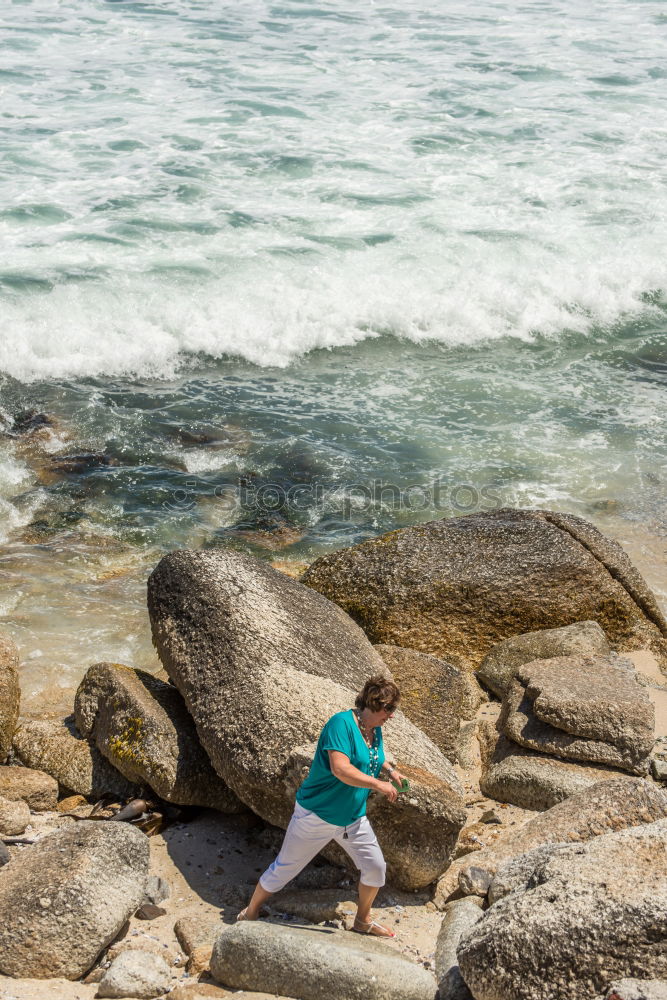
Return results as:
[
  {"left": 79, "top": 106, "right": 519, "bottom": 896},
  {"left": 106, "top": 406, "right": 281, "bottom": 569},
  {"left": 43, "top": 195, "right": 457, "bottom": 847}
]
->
[{"left": 259, "top": 802, "right": 386, "bottom": 893}]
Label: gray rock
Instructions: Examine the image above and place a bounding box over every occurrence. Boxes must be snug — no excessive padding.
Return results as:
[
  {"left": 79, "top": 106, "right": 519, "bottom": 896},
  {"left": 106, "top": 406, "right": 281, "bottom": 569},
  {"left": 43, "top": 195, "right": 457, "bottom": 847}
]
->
[
  {"left": 0, "top": 820, "right": 149, "bottom": 979},
  {"left": 605, "top": 981, "right": 667, "bottom": 1000},
  {"left": 143, "top": 875, "right": 170, "bottom": 906},
  {"left": 435, "top": 777, "right": 667, "bottom": 907},
  {"left": 75, "top": 662, "right": 242, "bottom": 812},
  {"left": 97, "top": 949, "right": 171, "bottom": 998},
  {"left": 13, "top": 717, "right": 139, "bottom": 800},
  {"left": 0, "top": 634, "right": 19, "bottom": 764},
  {"left": 375, "top": 644, "right": 473, "bottom": 740},
  {"left": 480, "top": 731, "right": 627, "bottom": 810},
  {"left": 148, "top": 548, "right": 466, "bottom": 890},
  {"left": 435, "top": 898, "right": 483, "bottom": 1000},
  {"left": 0, "top": 765, "right": 58, "bottom": 811},
  {"left": 0, "top": 794, "right": 30, "bottom": 835},
  {"left": 500, "top": 655, "right": 654, "bottom": 774},
  {"left": 652, "top": 759, "right": 667, "bottom": 781},
  {"left": 488, "top": 842, "right": 568, "bottom": 905},
  {"left": 0, "top": 842, "right": 8, "bottom": 867},
  {"left": 210, "top": 920, "right": 437, "bottom": 1000},
  {"left": 478, "top": 620, "right": 611, "bottom": 697},
  {"left": 458, "top": 866, "right": 492, "bottom": 898},
  {"left": 457, "top": 818, "right": 667, "bottom": 1000},
  {"left": 301, "top": 509, "right": 667, "bottom": 679}
]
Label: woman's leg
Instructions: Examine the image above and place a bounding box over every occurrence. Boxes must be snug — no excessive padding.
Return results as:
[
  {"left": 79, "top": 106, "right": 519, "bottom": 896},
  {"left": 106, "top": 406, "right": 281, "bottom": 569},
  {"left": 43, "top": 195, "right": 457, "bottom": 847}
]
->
[
  {"left": 333, "top": 816, "right": 393, "bottom": 937},
  {"left": 239, "top": 804, "right": 336, "bottom": 920}
]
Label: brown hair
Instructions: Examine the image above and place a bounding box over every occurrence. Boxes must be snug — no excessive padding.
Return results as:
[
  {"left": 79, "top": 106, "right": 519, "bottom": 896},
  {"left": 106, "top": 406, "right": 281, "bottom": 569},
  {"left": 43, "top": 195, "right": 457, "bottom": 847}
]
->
[{"left": 355, "top": 675, "right": 401, "bottom": 712}]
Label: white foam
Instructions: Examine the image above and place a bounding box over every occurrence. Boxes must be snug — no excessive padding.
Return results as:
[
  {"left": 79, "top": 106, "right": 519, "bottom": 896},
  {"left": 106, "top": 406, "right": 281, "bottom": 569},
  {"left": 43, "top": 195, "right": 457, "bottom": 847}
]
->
[{"left": 0, "top": 0, "right": 665, "bottom": 381}]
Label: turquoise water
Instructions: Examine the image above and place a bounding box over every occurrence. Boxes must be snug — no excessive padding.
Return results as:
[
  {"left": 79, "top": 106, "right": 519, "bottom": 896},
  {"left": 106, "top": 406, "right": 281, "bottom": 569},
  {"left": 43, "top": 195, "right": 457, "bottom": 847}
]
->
[{"left": 0, "top": 0, "right": 666, "bottom": 710}]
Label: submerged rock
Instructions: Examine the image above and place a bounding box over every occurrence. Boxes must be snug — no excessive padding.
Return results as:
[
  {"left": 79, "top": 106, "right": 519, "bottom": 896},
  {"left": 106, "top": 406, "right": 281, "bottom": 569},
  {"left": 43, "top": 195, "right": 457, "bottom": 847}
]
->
[
  {"left": 148, "top": 548, "right": 465, "bottom": 889},
  {"left": 0, "top": 821, "right": 148, "bottom": 979},
  {"left": 75, "top": 662, "right": 241, "bottom": 812},
  {"left": 210, "top": 921, "right": 437, "bottom": 1000},
  {"left": 301, "top": 508, "right": 667, "bottom": 676},
  {"left": 457, "top": 818, "right": 667, "bottom": 1000},
  {"left": 13, "top": 717, "right": 139, "bottom": 800},
  {"left": 500, "top": 655, "right": 654, "bottom": 774},
  {"left": 0, "top": 633, "right": 20, "bottom": 764},
  {"left": 478, "top": 620, "right": 611, "bottom": 697}
]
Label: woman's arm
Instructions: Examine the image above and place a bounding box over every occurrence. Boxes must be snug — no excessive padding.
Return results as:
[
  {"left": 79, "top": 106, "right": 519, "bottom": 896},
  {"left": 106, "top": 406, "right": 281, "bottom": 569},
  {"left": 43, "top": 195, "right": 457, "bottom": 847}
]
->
[
  {"left": 381, "top": 761, "right": 408, "bottom": 785},
  {"left": 328, "top": 751, "right": 397, "bottom": 802}
]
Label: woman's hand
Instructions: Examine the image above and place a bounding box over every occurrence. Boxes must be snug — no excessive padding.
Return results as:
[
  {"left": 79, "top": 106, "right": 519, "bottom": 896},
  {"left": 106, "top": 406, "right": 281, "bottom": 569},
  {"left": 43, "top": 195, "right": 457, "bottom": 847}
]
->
[{"left": 376, "top": 779, "right": 398, "bottom": 803}]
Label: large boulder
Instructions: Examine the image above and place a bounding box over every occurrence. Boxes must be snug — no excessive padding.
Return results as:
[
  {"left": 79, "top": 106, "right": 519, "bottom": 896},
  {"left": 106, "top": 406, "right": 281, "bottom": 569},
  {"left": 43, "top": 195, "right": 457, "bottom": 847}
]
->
[
  {"left": 74, "top": 662, "right": 242, "bottom": 812},
  {"left": 301, "top": 509, "right": 667, "bottom": 678},
  {"left": 210, "top": 921, "right": 437, "bottom": 1000},
  {"left": 434, "top": 776, "right": 667, "bottom": 907},
  {"left": 13, "top": 718, "right": 139, "bottom": 800},
  {"left": 0, "top": 634, "right": 20, "bottom": 763},
  {"left": 480, "top": 730, "right": 625, "bottom": 810},
  {"left": 374, "top": 644, "right": 468, "bottom": 757},
  {"left": 0, "top": 820, "right": 149, "bottom": 979},
  {"left": 148, "top": 549, "right": 466, "bottom": 890},
  {"left": 0, "top": 765, "right": 58, "bottom": 810},
  {"left": 605, "top": 982, "right": 667, "bottom": 1000},
  {"left": 500, "top": 655, "right": 654, "bottom": 775},
  {"left": 457, "top": 818, "right": 667, "bottom": 999},
  {"left": 478, "top": 620, "right": 611, "bottom": 697}
]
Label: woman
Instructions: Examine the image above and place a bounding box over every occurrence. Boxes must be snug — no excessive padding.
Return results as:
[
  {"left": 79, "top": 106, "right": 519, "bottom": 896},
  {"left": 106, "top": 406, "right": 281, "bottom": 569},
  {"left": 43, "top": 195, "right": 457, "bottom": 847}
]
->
[{"left": 238, "top": 674, "right": 406, "bottom": 937}]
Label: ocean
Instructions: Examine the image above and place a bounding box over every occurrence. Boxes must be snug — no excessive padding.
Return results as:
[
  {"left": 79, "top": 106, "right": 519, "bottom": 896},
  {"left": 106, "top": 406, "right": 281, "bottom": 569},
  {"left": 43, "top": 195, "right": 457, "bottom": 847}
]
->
[{"left": 0, "top": 0, "right": 666, "bottom": 713}]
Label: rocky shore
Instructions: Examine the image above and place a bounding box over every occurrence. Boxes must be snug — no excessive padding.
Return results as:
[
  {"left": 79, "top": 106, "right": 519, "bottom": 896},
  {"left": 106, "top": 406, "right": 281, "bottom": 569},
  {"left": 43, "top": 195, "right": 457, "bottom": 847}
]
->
[{"left": 1, "top": 507, "right": 666, "bottom": 1000}]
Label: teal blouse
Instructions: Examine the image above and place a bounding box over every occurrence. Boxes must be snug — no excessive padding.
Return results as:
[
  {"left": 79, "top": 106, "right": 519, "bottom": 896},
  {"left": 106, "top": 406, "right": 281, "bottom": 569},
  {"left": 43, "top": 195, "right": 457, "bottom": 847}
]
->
[{"left": 296, "top": 709, "right": 385, "bottom": 826}]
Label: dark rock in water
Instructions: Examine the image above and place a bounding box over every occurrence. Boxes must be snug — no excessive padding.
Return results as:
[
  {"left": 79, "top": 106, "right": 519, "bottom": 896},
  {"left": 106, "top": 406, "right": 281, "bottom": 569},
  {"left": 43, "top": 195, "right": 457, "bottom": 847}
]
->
[
  {"left": 0, "top": 765, "right": 58, "bottom": 811},
  {"left": 478, "top": 620, "right": 611, "bottom": 698},
  {"left": 13, "top": 717, "right": 139, "bottom": 800},
  {"left": 435, "top": 898, "right": 483, "bottom": 1000},
  {"left": 148, "top": 548, "right": 466, "bottom": 890},
  {"left": 375, "top": 644, "right": 470, "bottom": 753},
  {"left": 0, "top": 820, "right": 148, "bottom": 979},
  {"left": 500, "top": 655, "right": 654, "bottom": 774},
  {"left": 301, "top": 508, "right": 667, "bottom": 676},
  {"left": 457, "top": 818, "right": 667, "bottom": 1000},
  {"left": 210, "top": 921, "right": 437, "bottom": 1000},
  {"left": 47, "top": 452, "right": 113, "bottom": 474},
  {"left": 0, "top": 633, "right": 20, "bottom": 764},
  {"left": 75, "top": 662, "right": 242, "bottom": 812},
  {"left": 10, "top": 409, "right": 54, "bottom": 435}
]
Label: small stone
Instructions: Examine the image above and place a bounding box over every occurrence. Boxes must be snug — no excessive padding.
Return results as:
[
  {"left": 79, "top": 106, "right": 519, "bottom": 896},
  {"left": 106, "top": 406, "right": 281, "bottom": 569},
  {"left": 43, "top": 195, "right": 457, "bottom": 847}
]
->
[
  {"left": 143, "top": 875, "right": 170, "bottom": 906},
  {"left": 135, "top": 903, "right": 167, "bottom": 920},
  {"left": 97, "top": 949, "right": 171, "bottom": 998},
  {"left": 480, "top": 809, "right": 503, "bottom": 824},
  {"left": 0, "top": 795, "right": 30, "bottom": 836},
  {"left": 458, "top": 866, "right": 493, "bottom": 897},
  {"left": 651, "top": 758, "right": 667, "bottom": 782}
]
